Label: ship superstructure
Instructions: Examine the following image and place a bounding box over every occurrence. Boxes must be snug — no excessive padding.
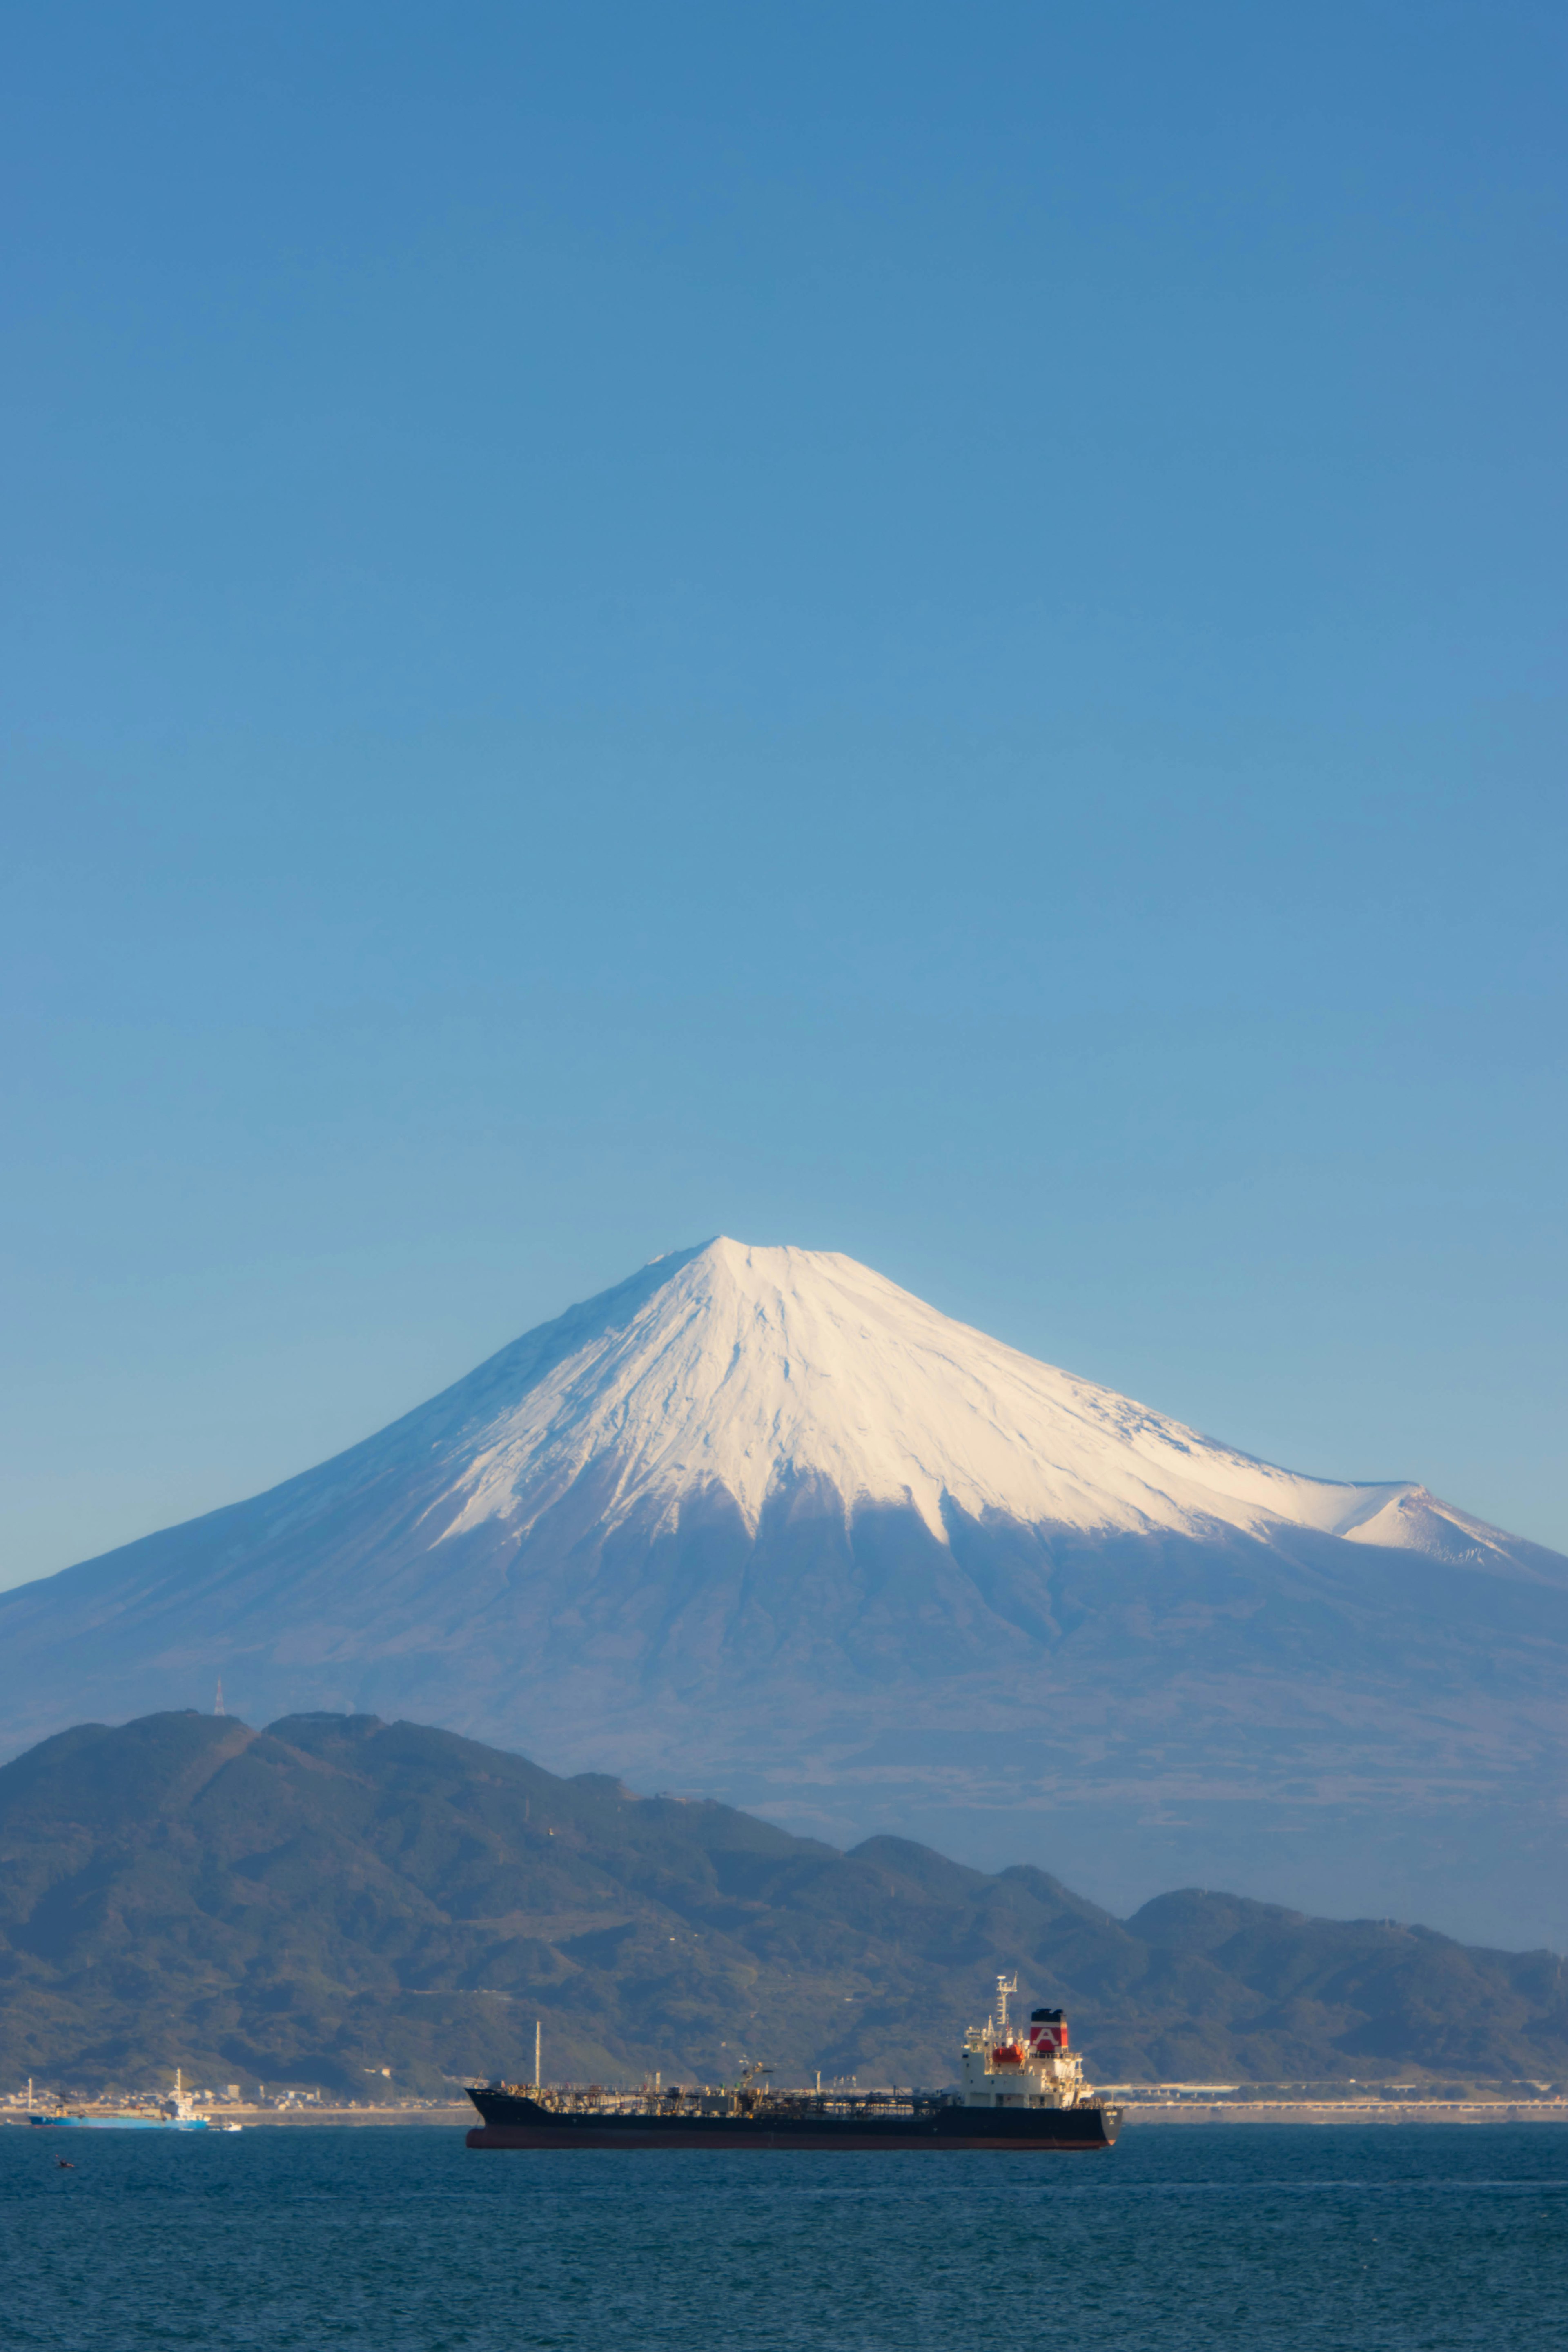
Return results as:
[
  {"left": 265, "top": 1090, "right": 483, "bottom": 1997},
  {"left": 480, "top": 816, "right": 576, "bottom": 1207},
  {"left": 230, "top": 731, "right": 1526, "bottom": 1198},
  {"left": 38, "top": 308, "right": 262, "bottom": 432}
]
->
[
  {"left": 960, "top": 1976, "right": 1087, "bottom": 2110},
  {"left": 466, "top": 1983, "right": 1120, "bottom": 2152}
]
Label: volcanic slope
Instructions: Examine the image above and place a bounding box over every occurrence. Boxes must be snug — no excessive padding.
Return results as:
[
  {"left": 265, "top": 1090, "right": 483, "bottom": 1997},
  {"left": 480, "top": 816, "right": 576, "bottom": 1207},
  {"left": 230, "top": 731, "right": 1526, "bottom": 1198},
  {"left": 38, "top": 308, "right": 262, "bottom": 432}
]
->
[
  {"left": 5, "top": 1709, "right": 1566, "bottom": 2098},
  {"left": 2, "top": 1241, "right": 1566, "bottom": 1946}
]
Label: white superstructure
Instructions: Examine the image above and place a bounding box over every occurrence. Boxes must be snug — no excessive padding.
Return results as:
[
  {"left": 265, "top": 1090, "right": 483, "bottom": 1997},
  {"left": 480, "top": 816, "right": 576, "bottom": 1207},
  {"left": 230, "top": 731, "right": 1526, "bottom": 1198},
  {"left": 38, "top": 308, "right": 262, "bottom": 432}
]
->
[{"left": 960, "top": 1976, "right": 1088, "bottom": 2110}]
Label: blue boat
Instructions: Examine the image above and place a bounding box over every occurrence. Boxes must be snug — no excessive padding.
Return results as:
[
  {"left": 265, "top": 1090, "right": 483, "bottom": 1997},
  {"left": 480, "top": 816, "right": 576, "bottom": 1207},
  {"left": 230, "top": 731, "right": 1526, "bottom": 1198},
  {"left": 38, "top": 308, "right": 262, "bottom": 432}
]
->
[{"left": 29, "top": 2070, "right": 223, "bottom": 2131}]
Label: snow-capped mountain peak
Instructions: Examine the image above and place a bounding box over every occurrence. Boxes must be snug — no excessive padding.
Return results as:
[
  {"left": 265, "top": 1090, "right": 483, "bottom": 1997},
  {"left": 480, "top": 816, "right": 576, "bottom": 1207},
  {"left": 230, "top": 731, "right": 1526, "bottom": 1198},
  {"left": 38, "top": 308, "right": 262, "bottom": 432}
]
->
[{"left": 416, "top": 1238, "right": 1495, "bottom": 1567}]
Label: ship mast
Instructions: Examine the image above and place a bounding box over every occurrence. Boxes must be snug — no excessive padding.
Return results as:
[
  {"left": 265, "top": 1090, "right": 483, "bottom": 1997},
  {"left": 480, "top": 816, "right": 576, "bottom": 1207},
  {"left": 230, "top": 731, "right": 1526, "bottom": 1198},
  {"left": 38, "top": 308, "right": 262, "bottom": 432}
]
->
[{"left": 995, "top": 1975, "right": 1016, "bottom": 2038}]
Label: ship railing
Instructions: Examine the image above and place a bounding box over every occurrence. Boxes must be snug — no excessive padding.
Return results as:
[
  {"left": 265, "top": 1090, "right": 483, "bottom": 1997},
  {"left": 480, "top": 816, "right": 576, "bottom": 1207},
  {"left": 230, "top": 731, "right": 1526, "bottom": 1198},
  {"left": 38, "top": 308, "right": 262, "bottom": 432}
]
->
[
  {"left": 486, "top": 2082, "right": 960, "bottom": 2119},
  {"left": 499, "top": 2087, "right": 671, "bottom": 2116},
  {"left": 751, "top": 2091, "right": 953, "bottom": 2117}
]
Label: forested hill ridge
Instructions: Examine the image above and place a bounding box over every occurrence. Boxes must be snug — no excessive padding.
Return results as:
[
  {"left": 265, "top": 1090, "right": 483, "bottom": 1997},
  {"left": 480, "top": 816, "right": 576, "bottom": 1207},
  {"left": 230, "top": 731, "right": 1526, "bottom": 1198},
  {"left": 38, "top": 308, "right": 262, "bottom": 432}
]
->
[{"left": 2, "top": 1710, "right": 1564, "bottom": 2098}]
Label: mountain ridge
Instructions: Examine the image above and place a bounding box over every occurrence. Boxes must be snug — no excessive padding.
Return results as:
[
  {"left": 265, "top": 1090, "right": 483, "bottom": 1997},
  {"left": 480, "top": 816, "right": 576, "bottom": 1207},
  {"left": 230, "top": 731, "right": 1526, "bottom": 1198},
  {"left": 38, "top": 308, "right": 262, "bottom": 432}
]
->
[{"left": 3, "top": 1708, "right": 1565, "bottom": 2100}]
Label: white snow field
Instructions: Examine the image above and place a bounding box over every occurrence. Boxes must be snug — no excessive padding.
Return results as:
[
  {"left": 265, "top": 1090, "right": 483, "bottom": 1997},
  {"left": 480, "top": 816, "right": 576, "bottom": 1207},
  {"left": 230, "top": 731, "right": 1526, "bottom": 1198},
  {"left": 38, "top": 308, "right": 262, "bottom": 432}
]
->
[
  {"left": 427, "top": 1239, "right": 1540, "bottom": 1575},
  {"left": 2, "top": 1238, "right": 1565, "bottom": 1947}
]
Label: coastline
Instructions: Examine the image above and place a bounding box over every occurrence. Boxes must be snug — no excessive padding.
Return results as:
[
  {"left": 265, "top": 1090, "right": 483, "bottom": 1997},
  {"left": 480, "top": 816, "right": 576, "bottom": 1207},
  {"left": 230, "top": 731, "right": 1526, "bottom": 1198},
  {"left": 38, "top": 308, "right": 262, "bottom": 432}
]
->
[
  {"left": 4, "top": 2104, "right": 477, "bottom": 2129},
  {"left": 1118, "top": 2099, "right": 1568, "bottom": 2125},
  {"left": 209, "top": 2105, "right": 478, "bottom": 2127}
]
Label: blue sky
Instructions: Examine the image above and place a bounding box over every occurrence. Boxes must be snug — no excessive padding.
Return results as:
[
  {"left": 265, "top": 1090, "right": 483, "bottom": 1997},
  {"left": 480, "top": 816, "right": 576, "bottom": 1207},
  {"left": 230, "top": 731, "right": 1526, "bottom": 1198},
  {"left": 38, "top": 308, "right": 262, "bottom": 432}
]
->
[{"left": 2, "top": 0, "right": 1564, "bottom": 1584}]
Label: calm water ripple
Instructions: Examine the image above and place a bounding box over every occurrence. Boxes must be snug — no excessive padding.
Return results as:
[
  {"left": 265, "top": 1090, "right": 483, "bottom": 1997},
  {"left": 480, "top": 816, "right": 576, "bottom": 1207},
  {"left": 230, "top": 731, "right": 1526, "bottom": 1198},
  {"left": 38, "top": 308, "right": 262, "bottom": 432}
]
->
[{"left": 2, "top": 2123, "right": 1564, "bottom": 2350}]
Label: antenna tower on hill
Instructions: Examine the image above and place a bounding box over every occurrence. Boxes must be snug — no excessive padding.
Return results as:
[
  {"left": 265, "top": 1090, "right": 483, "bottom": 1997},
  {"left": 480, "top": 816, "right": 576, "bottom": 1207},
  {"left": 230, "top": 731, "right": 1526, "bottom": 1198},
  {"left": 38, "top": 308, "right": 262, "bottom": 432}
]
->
[{"left": 214, "top": 1678, "right": 225, "bottom": 1716}]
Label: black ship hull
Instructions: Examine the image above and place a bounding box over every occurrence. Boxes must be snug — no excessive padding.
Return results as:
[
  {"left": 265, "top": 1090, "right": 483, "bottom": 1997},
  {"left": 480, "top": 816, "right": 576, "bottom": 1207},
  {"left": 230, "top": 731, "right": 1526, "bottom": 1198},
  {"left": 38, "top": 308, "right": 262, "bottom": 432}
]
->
[{"left": 466, "top": 2089, "right": 1120, "bottom": 2152}]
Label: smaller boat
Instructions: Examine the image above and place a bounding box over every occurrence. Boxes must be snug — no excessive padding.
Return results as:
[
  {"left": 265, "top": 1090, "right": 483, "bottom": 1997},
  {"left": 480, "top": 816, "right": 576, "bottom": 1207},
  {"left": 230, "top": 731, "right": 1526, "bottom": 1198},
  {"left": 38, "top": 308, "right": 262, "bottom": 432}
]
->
[{"left": 31, "top": 2069, "right": 213, "bottom": 2132}]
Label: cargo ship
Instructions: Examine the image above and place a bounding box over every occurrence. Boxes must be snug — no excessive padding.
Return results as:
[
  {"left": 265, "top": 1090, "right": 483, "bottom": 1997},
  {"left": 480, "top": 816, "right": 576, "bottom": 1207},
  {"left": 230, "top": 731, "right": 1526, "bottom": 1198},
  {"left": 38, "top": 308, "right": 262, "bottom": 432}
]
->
[{"left": 467, "top": 1978, "right": 1120, "bottom": 2152}]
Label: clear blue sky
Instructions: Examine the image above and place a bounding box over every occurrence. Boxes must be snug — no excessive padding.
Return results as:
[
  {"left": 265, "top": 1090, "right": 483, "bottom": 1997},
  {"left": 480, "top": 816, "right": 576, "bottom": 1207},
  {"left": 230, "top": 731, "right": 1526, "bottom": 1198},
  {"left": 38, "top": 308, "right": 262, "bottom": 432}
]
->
[{"left": 2, "top": 0, "right": 1564, "bottom": 1586}]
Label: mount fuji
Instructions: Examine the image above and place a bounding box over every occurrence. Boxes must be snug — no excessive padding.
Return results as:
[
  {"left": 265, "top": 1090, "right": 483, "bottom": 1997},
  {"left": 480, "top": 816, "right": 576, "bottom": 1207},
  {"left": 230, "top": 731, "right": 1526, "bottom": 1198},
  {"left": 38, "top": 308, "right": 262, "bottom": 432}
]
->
[{"left": 4, "top": 1239, "right": 1565, "bottom": 1946}]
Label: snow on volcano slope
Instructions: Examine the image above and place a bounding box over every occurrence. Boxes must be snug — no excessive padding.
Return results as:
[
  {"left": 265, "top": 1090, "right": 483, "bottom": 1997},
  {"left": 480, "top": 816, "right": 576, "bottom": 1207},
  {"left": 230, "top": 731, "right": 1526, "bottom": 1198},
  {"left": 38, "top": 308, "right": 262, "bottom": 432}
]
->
[
  {"left": 2, "top": 1238, "right": 1566, "bottom": 1948},
  {"left": 423, "top": 1238, "right": 1542, "bottom": 1577}
]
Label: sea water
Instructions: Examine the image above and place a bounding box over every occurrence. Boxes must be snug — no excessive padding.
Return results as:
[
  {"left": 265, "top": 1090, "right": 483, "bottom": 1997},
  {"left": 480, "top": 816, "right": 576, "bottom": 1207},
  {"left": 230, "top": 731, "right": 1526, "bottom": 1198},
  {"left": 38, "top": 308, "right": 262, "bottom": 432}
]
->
[{"left": 2, "top": 2123, "right": 1564, "bottom": 2349}]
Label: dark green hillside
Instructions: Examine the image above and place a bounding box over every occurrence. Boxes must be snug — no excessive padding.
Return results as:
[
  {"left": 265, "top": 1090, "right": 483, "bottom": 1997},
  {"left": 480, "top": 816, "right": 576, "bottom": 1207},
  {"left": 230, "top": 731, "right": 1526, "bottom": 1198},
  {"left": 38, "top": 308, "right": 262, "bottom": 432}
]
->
[{"left": 1, "top": 1711, "right": 1564, "bottom": 2096}]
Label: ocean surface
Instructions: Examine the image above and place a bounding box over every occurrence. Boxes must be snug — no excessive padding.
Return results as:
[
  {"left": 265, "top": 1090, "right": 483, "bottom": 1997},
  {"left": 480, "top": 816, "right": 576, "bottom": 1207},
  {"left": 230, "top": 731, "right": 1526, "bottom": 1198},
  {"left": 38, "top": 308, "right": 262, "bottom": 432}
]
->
[{"left": 1, "top": 2122, "right": 1564, "bottom": 2349}]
